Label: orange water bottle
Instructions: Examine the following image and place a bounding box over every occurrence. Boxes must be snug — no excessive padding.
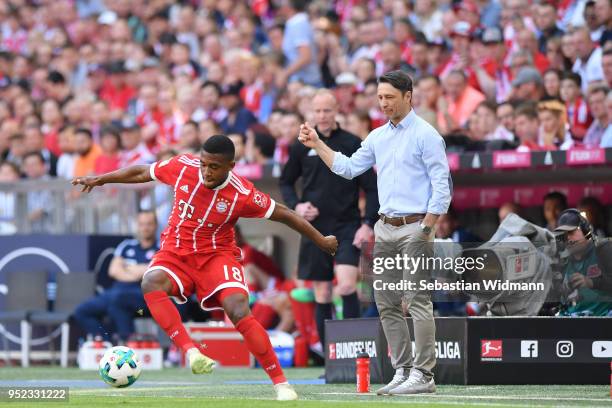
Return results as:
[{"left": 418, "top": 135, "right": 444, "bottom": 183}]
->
[{"left": 356, "top": 350, "right": 370, "bottom": 393}]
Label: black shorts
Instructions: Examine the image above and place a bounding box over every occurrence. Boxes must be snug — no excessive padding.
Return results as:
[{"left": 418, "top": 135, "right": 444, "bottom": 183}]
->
[{"left": 297, "top": 221, "right": 361, "bottom": 281}]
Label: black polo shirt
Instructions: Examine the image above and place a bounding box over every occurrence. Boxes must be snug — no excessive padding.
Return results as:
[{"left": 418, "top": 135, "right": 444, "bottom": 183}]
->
[{"left": 279, "top": 125, "right": 379, "bottom": 227}]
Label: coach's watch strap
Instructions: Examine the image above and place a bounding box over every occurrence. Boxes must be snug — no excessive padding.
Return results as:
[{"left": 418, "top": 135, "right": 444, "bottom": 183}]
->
[{"left": 420, "top": 223, "right": 432, "bottom": 234}]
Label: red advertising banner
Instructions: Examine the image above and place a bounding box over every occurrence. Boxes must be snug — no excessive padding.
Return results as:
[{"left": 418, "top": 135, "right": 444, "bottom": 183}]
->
[
  {"left": 447, "top": 153, "right": 460, "bottom": 171},
  {"left": 452, "top": 183, "right": 612, "bottom": 209},
  {"left": 566, "top": 148, "right": 606, "bottom": 165},
  {"left": 492, "top": 151, "right": 531, "bottom": 169}
]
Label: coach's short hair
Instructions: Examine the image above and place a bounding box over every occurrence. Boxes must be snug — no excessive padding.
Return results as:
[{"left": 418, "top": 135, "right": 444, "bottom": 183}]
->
[
  {"left": 378, "top": 70, "right": 413, "bottom": 94},
  {"left": 201, "top": 134, "right": 235, "bottom": 162}
]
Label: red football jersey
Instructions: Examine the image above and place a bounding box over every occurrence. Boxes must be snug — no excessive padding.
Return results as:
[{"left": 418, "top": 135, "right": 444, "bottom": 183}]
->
[{"left": 149, "top": 154, "right": 276, "bottom": 255}]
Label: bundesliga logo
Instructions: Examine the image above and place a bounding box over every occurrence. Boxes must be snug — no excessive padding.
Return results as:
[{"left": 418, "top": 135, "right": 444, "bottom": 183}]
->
[
  {"left": 328, "top": 344, "right": 336, "bottom": 360},
  {"left": 480, "top": 339, "right": 503, "bottom": 361}
]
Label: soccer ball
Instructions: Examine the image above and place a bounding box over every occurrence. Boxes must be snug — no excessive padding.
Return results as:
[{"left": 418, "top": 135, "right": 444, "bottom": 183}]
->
[{"left": 98, "top": 346, "right": 142, "bottom": 388}]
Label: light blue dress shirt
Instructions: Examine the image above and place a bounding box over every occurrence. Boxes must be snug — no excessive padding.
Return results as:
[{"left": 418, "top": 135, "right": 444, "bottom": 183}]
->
[
  {"left": 331, "top": 109, "right": 452, "bottom": 217},
  {"left": 281, "top": 12, "right": 322, "bottom": 87}
]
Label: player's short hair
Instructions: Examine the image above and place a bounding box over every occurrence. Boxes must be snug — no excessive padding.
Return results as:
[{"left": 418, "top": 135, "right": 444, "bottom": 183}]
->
[{"left": 201, "top": 134, "right": 235, "bottom": 162}]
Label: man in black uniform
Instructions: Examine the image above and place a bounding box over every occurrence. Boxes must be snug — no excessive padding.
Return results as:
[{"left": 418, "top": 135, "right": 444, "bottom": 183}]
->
[{"left": 280, "top": 89, "right": 379, "bottom": 345}]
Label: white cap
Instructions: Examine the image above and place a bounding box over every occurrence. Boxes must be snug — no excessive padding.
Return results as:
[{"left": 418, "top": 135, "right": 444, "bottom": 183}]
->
[
  {"left": 98, "top": 11, "right": 118, "bottom": 25},
  {"left": 335, "top": 72, "right": 358, "bottom": 86}
]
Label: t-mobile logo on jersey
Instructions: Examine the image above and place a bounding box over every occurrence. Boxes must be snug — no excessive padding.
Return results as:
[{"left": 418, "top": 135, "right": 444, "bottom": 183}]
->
[{"left": 178, "top": 199, "right": 195, "bottom": 220}]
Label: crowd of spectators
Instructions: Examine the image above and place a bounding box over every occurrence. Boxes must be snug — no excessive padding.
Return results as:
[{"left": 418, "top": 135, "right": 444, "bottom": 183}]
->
[{"left": 0, "top": 0, "right": 612, "bottom": 189}]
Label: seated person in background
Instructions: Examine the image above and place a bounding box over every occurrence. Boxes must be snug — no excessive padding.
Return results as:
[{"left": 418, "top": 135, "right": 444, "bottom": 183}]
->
[
  {"left": 434, "top": 207, "right": 479, "bottom": 316},
  {"left": 435, "top": 206, "right": 481, "bottom": 243},
  {"left": 543, "top": 191, "right": 568, "bottom": 231},
  {"left": 74, "top": 211, "right": 159, "bottom": 341},
  {"left": 555, "top": 209, "right": 612, "bottom": 316},
  {"left": 235, "top": 226, "right": 294, "bottom": 332},
  {"left": 514, "top": 103, "right": 542, "bottom": 151},
  {"left": 495, "top": 102, "right": 516, "bottom": 141},
  {"left": 498, "top": 202, "right": 523, "bottom": 222},
  {"left": 560, "top": 72, "right": 592, "bottom": 141},
  {"left": 578, "top": 196, "right": 609, "bottom": 238},
  {"left": 537, "top": 99, "right": 574, "bottom": 150}
]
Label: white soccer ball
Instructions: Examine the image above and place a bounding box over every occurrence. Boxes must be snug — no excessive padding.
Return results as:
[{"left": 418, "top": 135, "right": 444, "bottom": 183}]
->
[{"left": 98, "top": 346, "right": 142, "bottom": 388}]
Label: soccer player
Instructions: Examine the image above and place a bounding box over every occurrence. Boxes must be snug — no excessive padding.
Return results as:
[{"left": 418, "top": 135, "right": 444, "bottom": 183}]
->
[{"left": 72, "top": 135, "right": 338, "bottom": 401}]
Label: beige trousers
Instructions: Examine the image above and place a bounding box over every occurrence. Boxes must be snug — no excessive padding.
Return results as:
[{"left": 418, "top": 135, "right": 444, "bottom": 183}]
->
[{"left": 373, "top": 219, "right": 436, "bottom": 379}]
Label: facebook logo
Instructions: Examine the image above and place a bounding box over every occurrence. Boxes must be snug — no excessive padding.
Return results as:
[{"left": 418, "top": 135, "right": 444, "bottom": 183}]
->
[{"left": 520, "top": 340, "right": 538, "bottom": 358}]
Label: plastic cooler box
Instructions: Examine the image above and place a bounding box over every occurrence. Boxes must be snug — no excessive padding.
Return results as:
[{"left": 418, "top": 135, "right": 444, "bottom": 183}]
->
[
  {"left": 185, "top": 322, "right": 254, "bottom": 367},
  {"left": 185, "top": 323, "right": 295, "bottom": 367},
  {"left": 267, "top": 330, "right": 295, "bottom": 367}
]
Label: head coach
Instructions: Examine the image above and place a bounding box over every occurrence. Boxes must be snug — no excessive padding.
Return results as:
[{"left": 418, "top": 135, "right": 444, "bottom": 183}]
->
[
  {"left": 299, "top": 70, "right": 452, "bottom": 395},
  {"left": 280, "top": 89, "right": 379, "bottom": 346}
]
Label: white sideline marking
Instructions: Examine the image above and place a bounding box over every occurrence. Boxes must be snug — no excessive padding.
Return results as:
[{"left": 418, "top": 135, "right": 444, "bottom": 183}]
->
[{"left": 316, "top": 391, "right": 610, "bottom": 402}]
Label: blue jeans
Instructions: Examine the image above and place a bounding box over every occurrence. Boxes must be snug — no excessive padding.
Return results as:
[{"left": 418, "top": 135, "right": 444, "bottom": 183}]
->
[{"left": 73, "top": 284, "right": 145, "bottom": 340}]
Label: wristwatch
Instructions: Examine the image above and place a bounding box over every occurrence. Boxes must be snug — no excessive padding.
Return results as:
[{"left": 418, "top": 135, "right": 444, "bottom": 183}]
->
[{"left": 420, "top": 223, "right": 432, "bottom": 234}]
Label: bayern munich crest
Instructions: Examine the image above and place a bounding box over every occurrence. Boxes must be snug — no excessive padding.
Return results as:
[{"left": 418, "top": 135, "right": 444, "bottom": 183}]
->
[{"left": 216, "top": 199, "right": 229, "bottom": 213}]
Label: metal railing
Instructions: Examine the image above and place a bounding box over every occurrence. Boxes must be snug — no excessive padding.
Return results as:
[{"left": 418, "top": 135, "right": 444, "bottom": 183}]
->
[{"left": 0, "top": 179, "right": 166, "bottom": 235}]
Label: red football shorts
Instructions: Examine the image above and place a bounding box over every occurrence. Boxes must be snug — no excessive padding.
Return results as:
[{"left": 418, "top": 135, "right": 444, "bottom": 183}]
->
[{"left": 145, "top": 249, "right": 249, "bottom": 311}]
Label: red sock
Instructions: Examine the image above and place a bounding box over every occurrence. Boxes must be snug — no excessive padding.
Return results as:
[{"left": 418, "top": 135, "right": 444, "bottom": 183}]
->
[
  {"left": 144, "top": 291, "right": 195, "bottom": 353},
  {"left": 235, "top": 315, "right": 287, "bottom": 384}
]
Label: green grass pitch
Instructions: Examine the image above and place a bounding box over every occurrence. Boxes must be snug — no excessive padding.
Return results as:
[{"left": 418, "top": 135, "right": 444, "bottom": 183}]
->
[{"left": 0, "top": 367, "right": 610, "bottom": 407}]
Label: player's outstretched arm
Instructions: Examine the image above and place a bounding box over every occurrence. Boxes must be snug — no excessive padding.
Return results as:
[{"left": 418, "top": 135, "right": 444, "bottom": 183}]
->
[
  {"left": 71, "top": 165, "right": 153, "bottom": 193},
  {"left": 269, "top": 202, "right": 338, "bottom": 256}
]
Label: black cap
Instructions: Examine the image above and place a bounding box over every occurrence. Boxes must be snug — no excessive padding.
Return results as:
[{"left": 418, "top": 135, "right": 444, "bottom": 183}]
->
[
  {"left": 47, "top": 70, "right": 66, "bottom": 84},
  {"left": 480, "top": 26, "right": 504, "bottom": 44},
  {"left": 555, "top": 210, "right": 582, "bottom": 232},
  {"left": 105, "top": 60, "right": 128, "bottom": 74},
  {"left": 159, "top": 32, "right": 177, "bottom": 45}
]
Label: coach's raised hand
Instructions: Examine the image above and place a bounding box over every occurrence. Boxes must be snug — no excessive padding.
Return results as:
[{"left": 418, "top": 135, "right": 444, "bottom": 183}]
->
[
  {"left": 71, "top": 176, "right": 103, "bottom": 193},
  {"left": 297, "top": 121, "right": 336, "bottom": 168},
  {"left": 298, "top": 122, "right": 319, "bottom": 148}
]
